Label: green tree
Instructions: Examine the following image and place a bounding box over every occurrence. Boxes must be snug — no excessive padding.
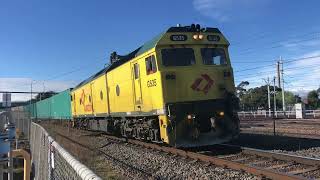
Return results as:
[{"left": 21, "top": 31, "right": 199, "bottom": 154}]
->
[
  {"left": 275, "top": 91, "right": 299, "bottom": 108},
  {"left": 34, "top": 91, "right": 57, "bottom": 101},
  {"left": 307, "top": 90, "right": 319, "bottom": 109},
  {"left": 239, "top": 84, "right": 299, "bottom": 111},
  {"left": 240, "top": 85, "right": 270, "bottom": 110},
  {"left": 236, "top": 81, "right": 249, "bottom": 97}
]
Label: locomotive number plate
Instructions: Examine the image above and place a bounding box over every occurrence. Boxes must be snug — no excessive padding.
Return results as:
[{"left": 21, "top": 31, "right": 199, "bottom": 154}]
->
[
  {"left": 170, "top": 34, "right": 187, "bottom": 41},
  {"left": 147, "top": 79, "right": 157, "bottom": 87},
  {"left": 207, "top": 35, "right": 220, "bottom": 42}
]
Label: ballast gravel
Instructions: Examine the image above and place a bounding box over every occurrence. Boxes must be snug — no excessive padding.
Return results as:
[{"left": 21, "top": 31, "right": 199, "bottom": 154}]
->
[
  {"left": 42, "top": 123, "right": 259, "bottom": 179},
  {"left": 95, "top": 136, "right": 259, "bottom": 180},
  {"left": 273, "top": 147, "right": 320, "bottom": 159}
]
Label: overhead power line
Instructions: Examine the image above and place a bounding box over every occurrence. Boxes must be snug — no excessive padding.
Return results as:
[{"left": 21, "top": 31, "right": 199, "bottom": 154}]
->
[
  {"left": 8, "top": 56, "right": 107, "bottom": 91},
  {"left": 235, "top": 35, "right": 320, "bottom": 56},
  {"left": 231, "top": 23, "right": 320, "bottom": 46}
]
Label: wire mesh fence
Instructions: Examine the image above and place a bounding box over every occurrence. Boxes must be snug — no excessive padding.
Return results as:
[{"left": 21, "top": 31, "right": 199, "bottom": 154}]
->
[{"left": 30, "top": 122, "right": 101, "bottom": 180}]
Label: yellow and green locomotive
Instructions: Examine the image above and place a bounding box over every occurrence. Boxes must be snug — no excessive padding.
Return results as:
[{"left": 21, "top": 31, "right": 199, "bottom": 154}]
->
[{"left": 71, "top": 24, "right": 239, "bottom": 147}]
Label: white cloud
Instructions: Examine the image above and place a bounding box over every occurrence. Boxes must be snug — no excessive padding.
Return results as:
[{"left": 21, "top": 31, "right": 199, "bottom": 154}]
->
[
  {"left": 193, "top": 0, "right": 268, "bottom": 22},
  {"left": 234, "top": 63, "right": 276, "bottom": 87},
  {"left": 284, "top": 51, "right": 320, "bottom": 94},
  {"left": 281, "top": 39, "right": 320, "bottom": 51},
  {"left": 0, "top": 78, "right": 76, "bottom": 102}
]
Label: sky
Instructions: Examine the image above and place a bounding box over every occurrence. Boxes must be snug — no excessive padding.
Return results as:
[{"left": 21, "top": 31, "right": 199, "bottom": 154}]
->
[{"left": 1, "top": 0, "right": 320, "bottom": 101}]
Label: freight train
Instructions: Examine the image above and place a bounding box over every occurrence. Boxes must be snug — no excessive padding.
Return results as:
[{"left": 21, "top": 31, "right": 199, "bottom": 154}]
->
[{"left": 14, "top": 24, "right": 240, "bottom": 147}]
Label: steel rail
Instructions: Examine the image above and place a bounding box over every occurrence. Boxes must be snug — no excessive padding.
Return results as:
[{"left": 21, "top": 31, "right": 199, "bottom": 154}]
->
[
  {"left": 220, "top": 143, "right": 320, "bottom": 166},
  {"left": 43, "top": 122, "right": 312, "bottom": 180}
]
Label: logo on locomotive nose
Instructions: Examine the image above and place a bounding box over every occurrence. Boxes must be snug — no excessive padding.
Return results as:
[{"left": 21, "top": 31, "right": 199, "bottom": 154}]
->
[{"left": 190, "top": 74, "right": 214, "bottom": 94}]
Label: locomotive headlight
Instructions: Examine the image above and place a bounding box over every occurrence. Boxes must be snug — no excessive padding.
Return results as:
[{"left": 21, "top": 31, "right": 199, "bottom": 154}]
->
[
  {"left": 193, "top": 34, "right": 199, "bottom": 40},
  {"left": 193, "top": 34, "right": 204, "bottom": 40},
  {"left": 187, "top": 114, "right": 195, "bottom": 123}
]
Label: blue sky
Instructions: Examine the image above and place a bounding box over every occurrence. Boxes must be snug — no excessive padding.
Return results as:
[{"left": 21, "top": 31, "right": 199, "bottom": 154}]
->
[{"left": 1, "top": 0, "right": 320, "bottom": 100}]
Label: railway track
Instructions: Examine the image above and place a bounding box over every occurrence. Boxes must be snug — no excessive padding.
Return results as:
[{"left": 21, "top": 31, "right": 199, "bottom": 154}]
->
[
  {"left": 198, "top": 144, "right": 320, "bottom": 179},
  {"left": 52, "top": 128, "right": 320, "bottom": 180}
]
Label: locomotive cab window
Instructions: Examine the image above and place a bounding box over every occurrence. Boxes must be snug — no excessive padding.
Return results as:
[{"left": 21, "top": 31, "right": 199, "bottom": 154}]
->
[
  {"left": 161, "top": 48, "right": 195, "bottom": 66},
  {"left": 145, "top": 55, "right": 157, "bottom": 75},
  {"left": 201, "top": 48, "right": 227, "bottom": 65},
  {"left": 100, "top": 91, "right": 103, "bottom": 100}
]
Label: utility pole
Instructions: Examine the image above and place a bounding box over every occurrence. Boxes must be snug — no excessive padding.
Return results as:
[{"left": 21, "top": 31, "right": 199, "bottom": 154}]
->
[
  {"left": 280, "top": 57, "right": 286, "bottom": 114},
  {"left": 273, "top": 77, "right": 277, "bottom": 116},
  {"left": 277, "top": 61, "right": 281, "bottom": 88},
  {"left": 273, "top": 76, "right": 277, "bottom": 135},
  {"left": 263, "top": 78, "right": 271, "bottom": 117},
  {"left": 40, "top": 81, "right": 45, "bottom": 101}
]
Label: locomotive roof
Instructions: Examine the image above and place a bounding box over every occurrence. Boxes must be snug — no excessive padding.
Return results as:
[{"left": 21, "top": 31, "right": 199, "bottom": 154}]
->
[
  {"left": 73, "top": 25, "right": 222, "bottom": 90},
  {"left": 73, "top": 32, "right": 165, "bottom": 90}
]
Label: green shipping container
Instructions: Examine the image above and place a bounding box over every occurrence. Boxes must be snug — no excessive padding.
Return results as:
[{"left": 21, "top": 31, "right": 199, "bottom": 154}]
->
[{"left": 34, "top": 89, "right": 72, "bottom": 120}]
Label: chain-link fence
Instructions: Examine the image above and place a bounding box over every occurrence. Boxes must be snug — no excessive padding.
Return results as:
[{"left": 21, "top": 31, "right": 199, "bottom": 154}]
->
[
  {"left": 10, "top": 107, "right": 31, "bottom": 140},
  {"left": 30, "top": 122, "right": 101, "bottom": 180}
]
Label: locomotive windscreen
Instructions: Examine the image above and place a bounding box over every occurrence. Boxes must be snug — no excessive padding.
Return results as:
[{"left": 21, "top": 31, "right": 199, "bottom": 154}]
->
[{"left": 161, "top": 48, "right": 195, "bottom": 66}]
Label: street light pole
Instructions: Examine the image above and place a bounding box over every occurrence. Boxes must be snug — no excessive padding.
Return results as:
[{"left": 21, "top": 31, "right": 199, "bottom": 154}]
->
[{"left": 29, "top": 80, "right": 36, "bottom": 139}]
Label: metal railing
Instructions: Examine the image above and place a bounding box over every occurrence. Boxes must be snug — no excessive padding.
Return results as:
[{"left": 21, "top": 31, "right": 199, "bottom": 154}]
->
[{"left": 238, "top": 110, "right": 320, "bottom": 119}]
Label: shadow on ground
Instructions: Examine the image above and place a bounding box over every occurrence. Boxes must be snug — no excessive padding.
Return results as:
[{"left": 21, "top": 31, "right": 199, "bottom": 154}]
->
[{"left": 229, "top": 133, "right": 320, "bottom": 151}]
